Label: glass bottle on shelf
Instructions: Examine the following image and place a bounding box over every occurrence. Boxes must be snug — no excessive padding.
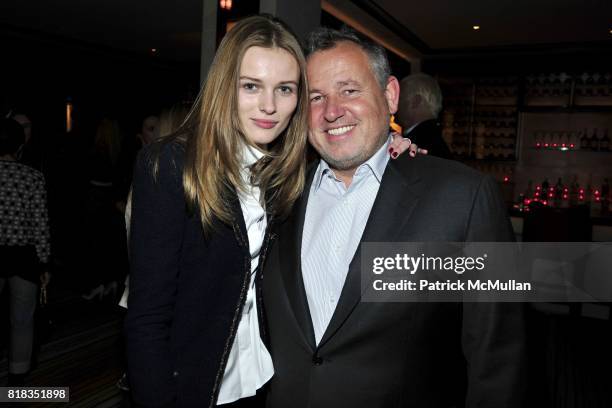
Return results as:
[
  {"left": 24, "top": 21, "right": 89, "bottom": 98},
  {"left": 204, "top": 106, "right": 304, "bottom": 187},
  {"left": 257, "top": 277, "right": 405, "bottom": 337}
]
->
[
  {"left": 602, "top": 178, "right": 610, "bottom": 214},
  {"left": 551, "top": 132, "right": 560, "bottom": 148},
  {"left": 554, "top": 178, "right": 564, "bottom": 207},
  {"left": 585, "top": 175, "right": 593, "bottom": 205},
  {"left": 525, "top": 180, "right": 534, "bottom": 201},
  {"left": 541, "top": 178, "right": 551, "bottom": 204},
  {"left": 579, "top": 129, "right": 588, "bottom": 150},
  {"left": 569, "top": 131, "right": 578, "bottom": 149},
  {"left": 592, "top": 128, "right": 600, "bottom": 151},
  {"left": 534, "top": 131, "right": 541, "bottom": 148},
  {"left": 569, "top": 176, "right": 579, "bottom": 206},
  {"left": 586, "top": 129, "right": 597, "bottom": 151},
  {"left": 600, "top": 129, "right": 610, "bottom": 152}
]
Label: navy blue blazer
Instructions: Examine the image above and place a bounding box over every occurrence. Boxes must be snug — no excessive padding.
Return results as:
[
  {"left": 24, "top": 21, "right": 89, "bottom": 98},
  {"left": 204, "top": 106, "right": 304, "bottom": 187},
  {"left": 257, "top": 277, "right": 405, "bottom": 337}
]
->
[{"left": 125, "top": 141, "right": 273, "bottom": 407}]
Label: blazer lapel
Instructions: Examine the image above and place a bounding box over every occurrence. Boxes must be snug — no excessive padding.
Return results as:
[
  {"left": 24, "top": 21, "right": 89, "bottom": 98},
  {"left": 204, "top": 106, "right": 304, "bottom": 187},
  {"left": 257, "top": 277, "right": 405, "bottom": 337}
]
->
[
  {"left": 318, "top": 158, "right": 423, "bottom": 347},
  {"left": 278, "top": 163, "right": 318, "bottom": 351}
]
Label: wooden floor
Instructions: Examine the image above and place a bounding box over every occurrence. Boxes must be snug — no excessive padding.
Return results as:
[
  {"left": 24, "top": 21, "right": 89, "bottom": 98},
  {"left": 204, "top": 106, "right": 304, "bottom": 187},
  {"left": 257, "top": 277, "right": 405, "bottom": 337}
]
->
[
  {"left": 0, "top": 281, "right": 129, "bottom": 407},
  {"left": 2, "top": 280, "right": 611, "bottom": 408}
]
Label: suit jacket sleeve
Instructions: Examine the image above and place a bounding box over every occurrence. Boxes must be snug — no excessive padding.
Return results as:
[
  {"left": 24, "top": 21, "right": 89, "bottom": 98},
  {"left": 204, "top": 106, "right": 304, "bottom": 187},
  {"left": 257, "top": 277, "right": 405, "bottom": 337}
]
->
[
  {"left": 125, "top": 146, "right": 184, "bottom": 407},
  {"left": 462, "top": 175, "right": 527, "bottom": 408}
]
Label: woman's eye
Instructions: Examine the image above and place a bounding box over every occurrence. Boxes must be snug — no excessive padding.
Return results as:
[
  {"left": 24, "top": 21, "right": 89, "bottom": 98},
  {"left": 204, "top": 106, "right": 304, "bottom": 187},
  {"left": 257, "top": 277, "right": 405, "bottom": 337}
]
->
[
  {"left": 242, "top": 83, "right": 258, "bottom": 91},
  {"left": 278, "top": 86, "right": 294, "bottom": 95}
]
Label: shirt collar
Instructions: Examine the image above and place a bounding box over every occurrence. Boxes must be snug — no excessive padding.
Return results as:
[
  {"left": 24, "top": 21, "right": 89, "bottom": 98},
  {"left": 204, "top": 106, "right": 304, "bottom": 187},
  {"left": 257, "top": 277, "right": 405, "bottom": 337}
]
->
[
  {"left": 241, "top": 144, "right": 265, "bottom": 169},
  {"left": 313, "top": 133, "right": 392, "bottom": 191},
  {"left": 402, "top": 121, "right": 422, "bottom": 137}
]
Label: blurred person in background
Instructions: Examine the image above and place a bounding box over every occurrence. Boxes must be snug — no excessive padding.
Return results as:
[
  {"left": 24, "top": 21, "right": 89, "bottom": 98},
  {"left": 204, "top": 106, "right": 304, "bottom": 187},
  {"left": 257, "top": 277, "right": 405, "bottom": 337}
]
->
[
  {"left": 81, "top": 118, "right": 127, "bottom": 301},
  {"left": 0, "top": 118, "right": 51, "bottom": 386},
  {"left": 396, "top": 73, "right": 452, "bottom": 159},
  {"left": 115, "top": 102, "right": 189, "bottom": 393},
  {"left": 113, "top": 113, "right": 160, "bottom": 214}
]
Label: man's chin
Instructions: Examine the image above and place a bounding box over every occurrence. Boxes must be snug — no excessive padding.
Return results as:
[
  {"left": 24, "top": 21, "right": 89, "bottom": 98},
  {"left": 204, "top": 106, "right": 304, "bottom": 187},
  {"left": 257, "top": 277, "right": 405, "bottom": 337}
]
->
[{"left": 319, "top": 152, "right": 364, "bottom": 172}]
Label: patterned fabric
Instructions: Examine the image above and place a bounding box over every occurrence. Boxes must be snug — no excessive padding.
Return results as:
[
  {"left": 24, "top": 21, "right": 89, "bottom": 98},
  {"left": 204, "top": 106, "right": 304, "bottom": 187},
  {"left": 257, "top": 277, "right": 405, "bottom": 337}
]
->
[{"left": 0, "top": 160, "right": 51, "bottom": 264}]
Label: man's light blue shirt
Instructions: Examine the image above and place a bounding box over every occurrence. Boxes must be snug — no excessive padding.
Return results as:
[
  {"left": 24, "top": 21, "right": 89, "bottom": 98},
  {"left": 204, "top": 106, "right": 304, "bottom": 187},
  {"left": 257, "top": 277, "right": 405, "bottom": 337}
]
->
[{"left": 301, "top": 136, "right": 391, "bottom": 345}]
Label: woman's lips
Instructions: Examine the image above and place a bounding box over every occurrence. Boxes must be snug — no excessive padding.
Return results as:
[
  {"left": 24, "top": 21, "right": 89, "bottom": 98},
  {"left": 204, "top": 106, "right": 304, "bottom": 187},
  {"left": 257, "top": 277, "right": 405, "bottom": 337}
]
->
[{"left": 252, "top": 119, "right": 278, "bottom": 129}]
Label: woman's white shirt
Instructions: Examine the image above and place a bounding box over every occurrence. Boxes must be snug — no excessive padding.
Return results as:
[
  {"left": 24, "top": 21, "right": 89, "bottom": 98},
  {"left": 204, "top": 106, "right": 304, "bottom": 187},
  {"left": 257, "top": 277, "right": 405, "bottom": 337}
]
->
[{"left": 216, "top": 145, "right": 274, "bottom": 405}]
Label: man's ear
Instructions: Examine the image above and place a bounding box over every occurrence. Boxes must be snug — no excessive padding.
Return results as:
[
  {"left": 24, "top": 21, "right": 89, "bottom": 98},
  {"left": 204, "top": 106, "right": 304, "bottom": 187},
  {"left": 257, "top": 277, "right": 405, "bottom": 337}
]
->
[{"left": 385, "top": 76, "right": 400, "bottom": 115}]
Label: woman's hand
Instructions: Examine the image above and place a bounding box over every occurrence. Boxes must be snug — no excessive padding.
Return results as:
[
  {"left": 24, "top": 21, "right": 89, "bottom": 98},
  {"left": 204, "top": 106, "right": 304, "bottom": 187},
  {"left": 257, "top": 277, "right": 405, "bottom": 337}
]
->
[{"left": 388, "top": 132, "right": 428, "bottom": 159}]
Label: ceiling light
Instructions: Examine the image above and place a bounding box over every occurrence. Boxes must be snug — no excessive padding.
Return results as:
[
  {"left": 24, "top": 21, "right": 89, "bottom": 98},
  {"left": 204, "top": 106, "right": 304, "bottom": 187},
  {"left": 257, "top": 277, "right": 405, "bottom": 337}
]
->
[{"left": 473, "top": 25, "right": 480, "bottom": 31}]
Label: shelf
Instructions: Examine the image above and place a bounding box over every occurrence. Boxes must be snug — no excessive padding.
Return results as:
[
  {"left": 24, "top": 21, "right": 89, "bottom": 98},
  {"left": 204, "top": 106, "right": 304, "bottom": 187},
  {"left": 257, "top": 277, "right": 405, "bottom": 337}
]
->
[
  {"left": 524, "top": 95, "right": 569, "bottom": 107},
  {"left": 475, "top": 97, "right": 518, "bottom": 106},
  {"left": 529, "top": 147, "right": 612, "bottom": 154},
  {"left": 439, "top": 71, "right": 612, "bottom": 165},
  {"left": 460, "top": 158, "right": 517, "bottom": 164},
  {"left": 574, "top": 96, "right": 612, "bottom": 107},
  {"left": 520, "top": 106, "right": 612, "bottom": 113}
]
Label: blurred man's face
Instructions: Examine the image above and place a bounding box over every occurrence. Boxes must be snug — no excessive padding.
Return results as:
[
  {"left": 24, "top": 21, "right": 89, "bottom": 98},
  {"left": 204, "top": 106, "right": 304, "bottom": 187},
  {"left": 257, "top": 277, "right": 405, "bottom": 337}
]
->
[{"left": 13, "top": 114, "right": 32, "bottom": 143}]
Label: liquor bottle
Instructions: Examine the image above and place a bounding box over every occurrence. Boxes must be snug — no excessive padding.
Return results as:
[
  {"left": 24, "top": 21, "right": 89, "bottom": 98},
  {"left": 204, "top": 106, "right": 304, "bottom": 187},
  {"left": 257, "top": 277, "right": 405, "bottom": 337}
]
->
[
  {"left": 560, "top": 132, "right": 569, "bottom": 149},
  {"left": 525, "top": 180, "right": 534, "bottom": 201},
  {"left": 592, "top": 128, "right": 600, "bottom": 151},
  {"left": 569, "top": 176, "right": 579, "bottom": 206},
  {"left": 554, "top": 178, "right": 564, "bottom": 207},
  {"left": 585, "top": 129, "right": 595, "bottom": 151},
  {"left": 600, "top": 129, "right": 610, "bottom": 152},
  {"left": 541, "top": 178, "right": 550, "bottom": 194},
  {"left": 585, "top": 175, "right": 593, "bottom": 205},
  {"left": 540, "top": 178, "right": 550, "bottom": 205},
  {"left": 518, "top": 193, "right": 525, "bottom": 211},
  {"left": 602, "top": 178, "right": 610, "bottom": 214},
  {"left": 579, "top": 129, "right": 589, "bottom": 150},
  {"left": 534, "top": 131, "right": 542, "bottom": 148},
  {"left": 602, "top": 178, "right": 610, "bottom": 201},
  {"left": 569, "top": 131, "right": 578, "bottom": 149}
]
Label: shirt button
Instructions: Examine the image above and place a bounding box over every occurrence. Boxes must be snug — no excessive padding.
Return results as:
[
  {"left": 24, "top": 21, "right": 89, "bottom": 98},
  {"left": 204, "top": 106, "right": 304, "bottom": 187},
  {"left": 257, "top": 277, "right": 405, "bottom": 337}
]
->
[{"left": 312, "top": 356, "right": 323, "bottom": 365}]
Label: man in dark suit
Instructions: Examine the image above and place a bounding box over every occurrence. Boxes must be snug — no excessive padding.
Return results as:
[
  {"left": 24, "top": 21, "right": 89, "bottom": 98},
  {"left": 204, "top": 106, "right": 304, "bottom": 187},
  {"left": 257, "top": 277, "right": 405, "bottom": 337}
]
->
[
  {"left": 396, "top": 73, "right": 452, "bottom": 159},
  {"left": 262, "top": 27, "right": 525, "bottom": 408}
]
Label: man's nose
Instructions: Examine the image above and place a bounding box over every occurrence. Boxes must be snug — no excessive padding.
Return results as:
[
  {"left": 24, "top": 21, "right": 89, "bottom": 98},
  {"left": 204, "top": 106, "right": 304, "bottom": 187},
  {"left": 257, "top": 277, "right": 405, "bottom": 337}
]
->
[{"left": 323, "top": 96, "right": 344, "bottom": 122}]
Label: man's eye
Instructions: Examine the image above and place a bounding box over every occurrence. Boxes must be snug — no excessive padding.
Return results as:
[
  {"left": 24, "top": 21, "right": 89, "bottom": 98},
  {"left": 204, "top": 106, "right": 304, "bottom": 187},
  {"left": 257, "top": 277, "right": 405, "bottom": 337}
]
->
[
  {"left": 343, "top": 89, "right": 358, "bottom": 96},
  {"left": 310, "top": 95, "right": 323, "bottom": 102}
]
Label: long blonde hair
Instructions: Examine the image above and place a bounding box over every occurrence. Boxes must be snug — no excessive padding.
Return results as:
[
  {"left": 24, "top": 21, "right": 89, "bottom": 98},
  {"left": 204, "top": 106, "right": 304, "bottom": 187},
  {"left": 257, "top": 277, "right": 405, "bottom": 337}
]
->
[{"left": 157, "top": 15, "right": 308, "bottom": 232}]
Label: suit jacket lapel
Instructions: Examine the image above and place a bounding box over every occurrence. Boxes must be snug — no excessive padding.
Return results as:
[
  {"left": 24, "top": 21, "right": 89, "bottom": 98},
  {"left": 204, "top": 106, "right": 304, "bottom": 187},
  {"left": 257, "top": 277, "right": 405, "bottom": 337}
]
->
[
  {"left": 318, "top": 158, "right": 424, "bottom": 347},
  {"left": 278, "top": 163, "right": 318, "bottom": 351}
]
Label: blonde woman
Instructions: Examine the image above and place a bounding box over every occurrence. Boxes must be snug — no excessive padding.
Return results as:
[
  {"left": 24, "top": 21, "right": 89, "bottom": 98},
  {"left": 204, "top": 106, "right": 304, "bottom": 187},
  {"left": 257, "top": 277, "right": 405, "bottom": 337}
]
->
[{"left": 125, "top": 15, "right": 418, "bottom": 407}]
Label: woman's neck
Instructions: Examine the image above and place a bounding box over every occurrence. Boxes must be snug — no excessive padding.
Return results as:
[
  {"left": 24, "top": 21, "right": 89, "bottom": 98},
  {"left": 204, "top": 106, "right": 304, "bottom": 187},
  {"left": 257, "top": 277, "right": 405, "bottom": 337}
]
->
[{"left": 0, "top": 154, "right": 16, "bottom": 161}]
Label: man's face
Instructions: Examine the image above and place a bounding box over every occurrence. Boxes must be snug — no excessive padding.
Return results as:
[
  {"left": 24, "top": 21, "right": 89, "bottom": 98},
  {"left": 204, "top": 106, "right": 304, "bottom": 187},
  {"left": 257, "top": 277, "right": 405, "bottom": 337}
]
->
[
  {"left": 307, "top": 41, "right": 399, "bottom": 173},
  {"left": 13, "top": 114, "right": 32, "bottom": 143}
]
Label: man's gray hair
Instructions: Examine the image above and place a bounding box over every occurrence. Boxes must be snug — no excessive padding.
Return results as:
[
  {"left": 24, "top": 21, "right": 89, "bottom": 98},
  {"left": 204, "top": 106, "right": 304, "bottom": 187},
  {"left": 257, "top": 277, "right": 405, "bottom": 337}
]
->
[
  {"left": 305, "top": 26, "right": 391, "bottom": 89},
  {"left": 400, "top": 73, "right": 443, "bottom": 116}
]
